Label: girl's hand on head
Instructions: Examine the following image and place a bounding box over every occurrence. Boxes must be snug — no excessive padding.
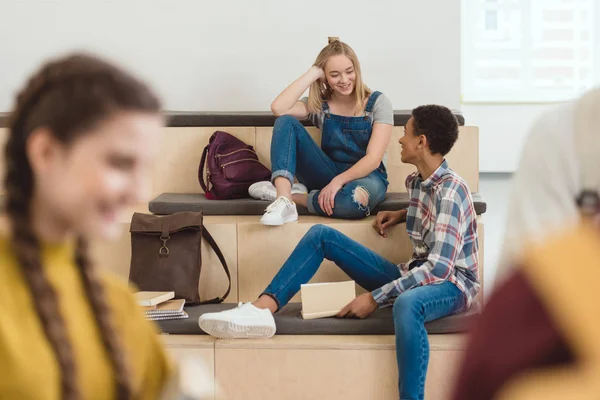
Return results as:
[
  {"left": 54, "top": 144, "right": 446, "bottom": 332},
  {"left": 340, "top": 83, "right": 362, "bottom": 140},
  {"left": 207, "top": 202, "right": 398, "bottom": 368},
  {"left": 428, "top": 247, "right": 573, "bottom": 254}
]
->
[{"left": 309, "top": 66, "right": 325, "bottom": 83}]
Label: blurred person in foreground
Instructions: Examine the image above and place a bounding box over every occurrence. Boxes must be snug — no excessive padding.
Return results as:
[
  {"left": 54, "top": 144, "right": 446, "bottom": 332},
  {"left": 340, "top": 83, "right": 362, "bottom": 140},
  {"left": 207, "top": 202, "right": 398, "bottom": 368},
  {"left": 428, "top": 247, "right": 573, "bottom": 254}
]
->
[
  {"left": 451, "top": 87, "right": 600, "bottom": 400},
  {"left": 0, "top": 53, "right": 211, "bottom": 399}
]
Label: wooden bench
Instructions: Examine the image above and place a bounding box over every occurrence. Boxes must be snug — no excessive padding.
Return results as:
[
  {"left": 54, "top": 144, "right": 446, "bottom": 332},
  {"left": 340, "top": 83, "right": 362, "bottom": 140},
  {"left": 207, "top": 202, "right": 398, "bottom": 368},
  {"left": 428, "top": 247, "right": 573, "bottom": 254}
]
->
[{"left": 0, "top": 111, "right": 482, "bottom": 399}]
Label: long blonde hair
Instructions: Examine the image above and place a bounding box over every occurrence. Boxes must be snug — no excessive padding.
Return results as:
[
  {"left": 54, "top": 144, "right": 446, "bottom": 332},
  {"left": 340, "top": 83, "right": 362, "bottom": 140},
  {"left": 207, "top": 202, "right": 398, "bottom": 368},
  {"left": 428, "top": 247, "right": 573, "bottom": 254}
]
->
[{"left": 307, "top": 37, "right": 371, "bottom": 115}]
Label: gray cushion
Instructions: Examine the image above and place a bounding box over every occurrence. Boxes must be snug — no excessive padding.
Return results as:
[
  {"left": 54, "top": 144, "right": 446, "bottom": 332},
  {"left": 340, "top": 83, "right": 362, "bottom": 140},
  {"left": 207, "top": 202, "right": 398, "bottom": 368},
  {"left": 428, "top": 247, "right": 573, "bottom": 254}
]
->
[
  {"left": 0, "top": 111, "right": 465, "bottom": 128},
  {"left": 149, "top": 192, "right": 487, "bottom": 216},
  {"left": 156, "top": 302, "right": 481, "bottom": 335}
]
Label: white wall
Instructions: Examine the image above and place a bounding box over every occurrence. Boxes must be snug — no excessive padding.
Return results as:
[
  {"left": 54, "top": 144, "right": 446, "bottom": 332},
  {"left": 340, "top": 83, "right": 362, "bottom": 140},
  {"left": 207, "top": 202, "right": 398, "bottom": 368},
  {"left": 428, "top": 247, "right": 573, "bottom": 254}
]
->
[
  {"left": 463, "top": 103, "right": 558, "bottom": 172},
  {"left": 0, "top": 0, "right": 461, "bottom": 113}
]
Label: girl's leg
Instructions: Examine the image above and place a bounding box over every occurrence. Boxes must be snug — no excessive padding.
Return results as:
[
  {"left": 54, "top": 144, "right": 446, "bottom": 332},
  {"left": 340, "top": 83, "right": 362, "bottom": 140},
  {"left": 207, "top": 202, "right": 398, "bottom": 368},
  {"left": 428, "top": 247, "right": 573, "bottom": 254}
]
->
[
  {"left": 270, "top": 115, "right": 337, "bottom": 198},
  {"left": 259, "top": 115, "right": 339, "bottom": 225}
]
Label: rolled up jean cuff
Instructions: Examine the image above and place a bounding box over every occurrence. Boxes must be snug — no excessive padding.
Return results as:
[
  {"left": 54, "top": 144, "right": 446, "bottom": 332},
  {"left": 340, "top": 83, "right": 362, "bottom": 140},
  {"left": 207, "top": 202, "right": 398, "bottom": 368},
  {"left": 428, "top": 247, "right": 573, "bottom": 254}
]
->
[
  {"left": 271, "top": 169, "right": 294, "bottom": 187},
  {"left": 306, "top": 190, "right": 319, "bottom": 214}
]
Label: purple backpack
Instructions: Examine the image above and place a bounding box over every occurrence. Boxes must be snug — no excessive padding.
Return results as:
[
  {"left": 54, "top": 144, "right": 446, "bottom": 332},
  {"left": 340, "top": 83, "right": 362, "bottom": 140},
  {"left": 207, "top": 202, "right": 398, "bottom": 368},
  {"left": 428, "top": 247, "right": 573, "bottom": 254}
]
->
[{"left": 199, "top": 131, "right": 271, "bottom": 200}]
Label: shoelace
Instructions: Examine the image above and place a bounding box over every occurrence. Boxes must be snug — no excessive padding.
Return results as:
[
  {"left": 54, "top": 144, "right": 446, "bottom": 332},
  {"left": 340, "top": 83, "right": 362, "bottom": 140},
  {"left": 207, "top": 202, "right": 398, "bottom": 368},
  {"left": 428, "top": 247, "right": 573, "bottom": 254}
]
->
[{"left": 265, "top": 197, "right": 292, "bottom": 213}]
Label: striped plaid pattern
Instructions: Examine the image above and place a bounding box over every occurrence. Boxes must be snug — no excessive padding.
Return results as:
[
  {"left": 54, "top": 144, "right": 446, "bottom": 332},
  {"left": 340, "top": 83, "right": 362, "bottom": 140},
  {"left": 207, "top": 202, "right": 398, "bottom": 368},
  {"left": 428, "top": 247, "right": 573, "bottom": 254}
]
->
[{"left": 372, "top": 160, "right": 480, "bottom": 307}]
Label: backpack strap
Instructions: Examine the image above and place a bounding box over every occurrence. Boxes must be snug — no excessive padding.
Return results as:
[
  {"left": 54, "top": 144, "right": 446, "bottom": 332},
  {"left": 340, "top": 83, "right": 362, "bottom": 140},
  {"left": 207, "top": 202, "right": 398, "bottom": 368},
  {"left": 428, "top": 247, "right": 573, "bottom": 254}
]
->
[
  {"left": 575, "top": 88, "right": 600, "bottom": 216},
  {"left": 198, "top": 227, "right": 231, "bottom": 304},
  {"left": 198, "top": 145, "right": 210, "bottom": 193}
]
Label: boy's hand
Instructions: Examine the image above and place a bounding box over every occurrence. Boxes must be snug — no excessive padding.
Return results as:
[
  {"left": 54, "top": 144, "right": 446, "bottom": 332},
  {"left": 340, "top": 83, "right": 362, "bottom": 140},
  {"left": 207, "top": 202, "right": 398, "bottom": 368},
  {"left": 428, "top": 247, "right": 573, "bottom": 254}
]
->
[
  {"left": 337, "top": 293, "right": 378, "bottom": 319},
  {"left": 373, "top": 210, "right": 405, "bottom": 238}
]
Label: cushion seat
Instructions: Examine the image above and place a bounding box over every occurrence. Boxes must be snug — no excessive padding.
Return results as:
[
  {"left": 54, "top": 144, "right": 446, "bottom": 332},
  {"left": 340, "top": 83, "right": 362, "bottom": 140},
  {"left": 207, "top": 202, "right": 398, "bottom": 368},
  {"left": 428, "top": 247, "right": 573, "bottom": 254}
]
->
[
  {"left": 157, "top": 301, "right": 481, "bottom": 335},
  {"left": 149, "top": 192, "right": 487, "bottom": 216}
]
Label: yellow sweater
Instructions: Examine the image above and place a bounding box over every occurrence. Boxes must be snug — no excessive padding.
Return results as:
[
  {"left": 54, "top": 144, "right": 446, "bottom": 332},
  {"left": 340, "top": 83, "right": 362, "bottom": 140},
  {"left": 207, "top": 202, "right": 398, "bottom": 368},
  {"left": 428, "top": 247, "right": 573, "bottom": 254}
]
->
[{"left": 0, "top": 236, "right": 172, "bottom": 399}]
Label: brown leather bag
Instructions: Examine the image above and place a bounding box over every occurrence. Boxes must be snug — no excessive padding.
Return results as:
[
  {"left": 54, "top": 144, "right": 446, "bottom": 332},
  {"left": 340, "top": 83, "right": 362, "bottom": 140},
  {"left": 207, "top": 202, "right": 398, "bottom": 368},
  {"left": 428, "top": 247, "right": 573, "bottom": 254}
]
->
[{"left": 128, "top": 211, "right": 230, "bottom": 305}]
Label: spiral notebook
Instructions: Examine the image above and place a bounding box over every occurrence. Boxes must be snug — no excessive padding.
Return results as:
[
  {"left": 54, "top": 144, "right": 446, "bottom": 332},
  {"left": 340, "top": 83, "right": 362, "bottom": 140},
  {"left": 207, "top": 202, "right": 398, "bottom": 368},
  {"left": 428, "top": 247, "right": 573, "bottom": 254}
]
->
[
  {"left": 144, "top": 299, "right": 188, "bottom": 321},
  {"left": 146, "top": 311, "right": 189, "bottom": 321}
]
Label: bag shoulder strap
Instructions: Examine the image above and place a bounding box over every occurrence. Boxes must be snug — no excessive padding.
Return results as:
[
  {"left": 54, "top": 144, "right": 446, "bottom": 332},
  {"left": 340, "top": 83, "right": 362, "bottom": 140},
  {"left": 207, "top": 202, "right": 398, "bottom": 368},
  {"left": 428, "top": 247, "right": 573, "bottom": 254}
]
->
[
  {"left": 198, "top": 227, "right": 231, "bottom": 304},
  {"left": 198, "top": 145, "right": 210, "bottom": 193}
]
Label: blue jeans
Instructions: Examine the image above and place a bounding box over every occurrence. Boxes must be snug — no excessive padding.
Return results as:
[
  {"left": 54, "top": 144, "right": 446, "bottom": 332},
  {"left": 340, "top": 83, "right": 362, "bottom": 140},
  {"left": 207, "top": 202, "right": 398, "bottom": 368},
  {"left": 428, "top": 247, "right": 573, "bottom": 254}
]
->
[
  {"left": 262, "top": 225, "right": 466, "bottom": 400},
  {"left": 270, "top": 115, "right": 388, "bottom": 219}
]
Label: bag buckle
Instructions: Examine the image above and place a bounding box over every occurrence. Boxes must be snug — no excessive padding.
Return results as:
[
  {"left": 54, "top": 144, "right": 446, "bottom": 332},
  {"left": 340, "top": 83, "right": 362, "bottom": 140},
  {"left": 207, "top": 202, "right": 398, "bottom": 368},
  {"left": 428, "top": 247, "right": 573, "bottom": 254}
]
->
[
  {"left": 577, "top": 190, "right": 600, "bottom": 217},
  {"left": 159, "top": 235, "right": 170, "bottom": 257}
]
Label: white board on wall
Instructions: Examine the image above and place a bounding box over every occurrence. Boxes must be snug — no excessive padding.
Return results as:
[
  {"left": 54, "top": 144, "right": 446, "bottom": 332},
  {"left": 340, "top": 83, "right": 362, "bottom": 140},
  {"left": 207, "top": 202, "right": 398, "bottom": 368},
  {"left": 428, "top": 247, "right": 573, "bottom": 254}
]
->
[{"left": 0, "top": 0, "right": 460, "bottom": 112}]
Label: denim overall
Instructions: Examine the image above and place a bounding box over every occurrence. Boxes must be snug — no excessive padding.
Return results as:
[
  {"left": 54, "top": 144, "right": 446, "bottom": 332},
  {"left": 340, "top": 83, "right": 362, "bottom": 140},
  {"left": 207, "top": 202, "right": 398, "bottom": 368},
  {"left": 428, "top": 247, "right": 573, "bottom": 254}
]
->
[{"left": 270, "top": 91, "right": 389, "bottom": 218}]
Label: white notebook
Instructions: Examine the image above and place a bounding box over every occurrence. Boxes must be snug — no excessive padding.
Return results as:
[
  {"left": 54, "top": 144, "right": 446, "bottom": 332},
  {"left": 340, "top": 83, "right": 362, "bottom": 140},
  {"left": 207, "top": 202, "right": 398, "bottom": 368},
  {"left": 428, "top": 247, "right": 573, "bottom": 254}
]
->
[{"left": 300, "top": 281, "right": 356, "bottom": 320}]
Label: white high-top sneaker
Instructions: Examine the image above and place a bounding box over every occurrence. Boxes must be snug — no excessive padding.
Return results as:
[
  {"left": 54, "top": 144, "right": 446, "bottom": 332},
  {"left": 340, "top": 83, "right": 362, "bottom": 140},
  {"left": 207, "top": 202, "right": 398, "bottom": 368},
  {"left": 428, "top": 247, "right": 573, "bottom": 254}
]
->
[
  {"left": 198, "top": 302, "right": 276, "bottom": 339},
  {"left": 260, "top": 196, "right": 298, "bottom": 226},
  {"left": 249, "top": 181, "right": 308, "bottom": 202}
]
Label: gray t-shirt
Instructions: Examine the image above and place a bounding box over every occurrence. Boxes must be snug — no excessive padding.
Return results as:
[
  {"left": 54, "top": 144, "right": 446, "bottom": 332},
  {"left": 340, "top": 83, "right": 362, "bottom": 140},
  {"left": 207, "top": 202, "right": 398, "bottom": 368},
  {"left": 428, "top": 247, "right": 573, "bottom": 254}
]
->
[{"left": 299, "top": 92, "right": 393, "bottom": 129}]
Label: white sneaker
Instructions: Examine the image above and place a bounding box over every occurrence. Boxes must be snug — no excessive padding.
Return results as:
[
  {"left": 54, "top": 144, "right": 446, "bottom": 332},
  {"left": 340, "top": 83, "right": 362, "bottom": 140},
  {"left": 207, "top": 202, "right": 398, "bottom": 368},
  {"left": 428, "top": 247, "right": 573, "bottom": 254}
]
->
[
  {"left": 249, "top": 181, "right": 308, "bottom": 202},
  {"left": 198, "top": 302, "right": 276, "bottom": 339},
  {"left": 260, "top": 196, "right": 298, "bottom": 226}
]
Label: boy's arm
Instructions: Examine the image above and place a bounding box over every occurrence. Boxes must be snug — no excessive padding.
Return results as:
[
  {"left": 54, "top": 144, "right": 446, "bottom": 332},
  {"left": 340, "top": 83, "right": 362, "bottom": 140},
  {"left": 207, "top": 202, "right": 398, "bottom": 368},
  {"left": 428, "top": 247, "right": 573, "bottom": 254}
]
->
[{"left": 371, "top": 190, "right": 469, "bottom": 306}]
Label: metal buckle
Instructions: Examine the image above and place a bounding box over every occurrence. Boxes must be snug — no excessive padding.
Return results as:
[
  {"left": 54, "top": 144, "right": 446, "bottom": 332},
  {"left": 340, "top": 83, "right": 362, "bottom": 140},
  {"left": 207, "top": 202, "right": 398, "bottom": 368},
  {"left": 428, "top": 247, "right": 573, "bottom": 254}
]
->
[
  {"left": 577, "top": 190, "right": 600, "bottom": 217},
  {"left": 206, "top": 170, "right": 211, "bottom": 192},
  {"left": 159, "top": 235, "right": 170, "bottom": 257}
]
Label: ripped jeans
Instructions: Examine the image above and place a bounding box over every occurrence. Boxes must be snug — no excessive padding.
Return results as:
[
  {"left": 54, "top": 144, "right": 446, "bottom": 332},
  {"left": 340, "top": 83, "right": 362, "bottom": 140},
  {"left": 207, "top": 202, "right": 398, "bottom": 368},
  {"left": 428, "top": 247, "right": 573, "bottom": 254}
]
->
[{"left": 270, "top": 115, "right": 388, "bottom": 219}]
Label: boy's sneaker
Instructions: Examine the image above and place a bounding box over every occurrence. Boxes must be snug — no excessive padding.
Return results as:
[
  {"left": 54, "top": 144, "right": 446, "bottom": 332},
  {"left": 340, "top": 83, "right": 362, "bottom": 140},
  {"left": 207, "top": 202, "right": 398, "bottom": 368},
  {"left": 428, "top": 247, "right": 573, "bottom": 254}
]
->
[
  {"left": 249, "top": 181, "right": 308, "bottom": 202},
  {"left": 198, "top": 302, "right": 276, "bottom": 339},
  {"left": 260, "top": 196, "right": 298, "bottom": 226}
]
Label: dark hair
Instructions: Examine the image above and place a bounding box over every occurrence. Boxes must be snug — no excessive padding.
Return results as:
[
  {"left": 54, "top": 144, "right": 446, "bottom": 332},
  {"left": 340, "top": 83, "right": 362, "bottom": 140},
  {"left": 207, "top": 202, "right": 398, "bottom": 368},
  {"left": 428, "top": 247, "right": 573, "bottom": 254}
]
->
[
  {"left": 3, "top": 53, "right": 161, "bottom": 400},
  {"left": 411, "top": 105, "right": 459, "bottom": 156}
]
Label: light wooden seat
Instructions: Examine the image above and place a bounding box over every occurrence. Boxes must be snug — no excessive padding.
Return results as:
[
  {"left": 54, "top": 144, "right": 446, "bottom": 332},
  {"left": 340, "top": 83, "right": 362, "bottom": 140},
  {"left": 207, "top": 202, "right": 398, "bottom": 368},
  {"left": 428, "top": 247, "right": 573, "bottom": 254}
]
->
[
  {"left": 0, "top": 126, "right": 479, "bottom": 197},
  {"left": 161, "top": 334, "right": 467, "bottom": 400},
  {"left": 89, "top": 214, "right": 484, "bottom": 305},
  {"left": 0, "top": 119, "right": 482, "bottom": 400}
]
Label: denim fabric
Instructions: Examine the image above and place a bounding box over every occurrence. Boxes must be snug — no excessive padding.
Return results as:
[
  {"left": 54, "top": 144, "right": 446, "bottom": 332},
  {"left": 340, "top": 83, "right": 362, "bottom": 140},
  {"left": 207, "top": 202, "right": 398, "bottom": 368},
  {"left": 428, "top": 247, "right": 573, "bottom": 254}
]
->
[
  {"left": 393, "top": 281, "right": 465, "bottom": 400},
  {"left": 270, "top": 92, "right": 388, "bottom": 218},
  {"left": 262, "top": 225, "right": 466, "bottom": 400}
]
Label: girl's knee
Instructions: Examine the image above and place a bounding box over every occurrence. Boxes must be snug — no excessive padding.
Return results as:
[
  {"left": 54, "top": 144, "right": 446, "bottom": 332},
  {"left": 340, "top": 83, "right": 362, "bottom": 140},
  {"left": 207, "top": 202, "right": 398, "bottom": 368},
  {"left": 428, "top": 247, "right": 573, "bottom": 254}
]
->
[
  {"left": 330, "top": 188, "right": 371, "bottom": 219},
  {"left": 352, "top": 186, "right": 370, "bottom": 207},
  {"left": 274, "top": 115, "right": 301, "bottom": 131}
]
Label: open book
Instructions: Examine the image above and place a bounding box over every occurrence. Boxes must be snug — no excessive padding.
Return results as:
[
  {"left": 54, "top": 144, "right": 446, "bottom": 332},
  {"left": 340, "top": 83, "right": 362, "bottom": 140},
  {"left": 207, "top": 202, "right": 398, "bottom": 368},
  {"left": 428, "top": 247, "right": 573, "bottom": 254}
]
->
[{"left": 300, "top": 281, "right": 356, "bottom": 320}]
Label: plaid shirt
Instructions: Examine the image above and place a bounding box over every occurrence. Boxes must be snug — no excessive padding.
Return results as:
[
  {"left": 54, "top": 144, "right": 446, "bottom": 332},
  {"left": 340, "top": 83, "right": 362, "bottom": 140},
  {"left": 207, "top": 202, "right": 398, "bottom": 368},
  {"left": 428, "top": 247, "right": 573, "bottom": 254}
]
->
[{"left": 372, "top": 160, "right": 480, "bottom": 308}]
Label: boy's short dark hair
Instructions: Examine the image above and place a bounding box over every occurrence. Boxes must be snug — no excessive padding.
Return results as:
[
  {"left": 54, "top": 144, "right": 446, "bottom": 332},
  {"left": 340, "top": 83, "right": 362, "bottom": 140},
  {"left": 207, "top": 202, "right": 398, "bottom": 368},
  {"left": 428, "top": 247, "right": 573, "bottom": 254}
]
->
[{"left": 411, "top": 105, "right": 459, "bottom": 156}]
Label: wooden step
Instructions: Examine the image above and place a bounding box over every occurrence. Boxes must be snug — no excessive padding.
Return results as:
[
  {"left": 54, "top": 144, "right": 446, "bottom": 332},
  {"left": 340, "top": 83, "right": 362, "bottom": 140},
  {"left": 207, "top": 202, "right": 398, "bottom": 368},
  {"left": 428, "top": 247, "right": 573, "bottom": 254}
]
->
[
  {"left": 0, "top": 125, "right": 479, "bottom": 197},
  {"left": 90, "top": 214, "right": 484, "bottom": 305},
  {"left": 160, "top": 334, "right": 467, "bottom": 400},
  {"left": 152, "top": 125, "right": 479, "bottom": 196},
  {"left": 256, "top": 126, "right": 479, "bottom": 193},
  {"left": 160, "top": 335, "right": 217, "bottom": 400}
]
